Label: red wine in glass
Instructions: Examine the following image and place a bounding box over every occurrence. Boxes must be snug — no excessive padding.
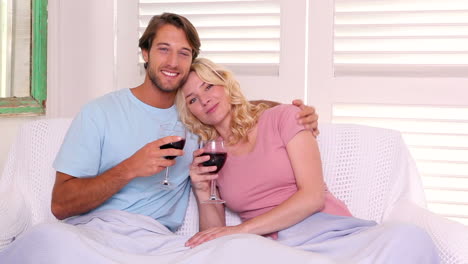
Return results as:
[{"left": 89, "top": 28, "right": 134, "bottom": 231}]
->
[
  {"left": 201, "top": 152, "right": 227, "bottom": 173},
  {"left": 160, "top": 139, "right": 186, "bottom": 160},
  {"left": 200, "top": 140, "right": 227, "bottom": 204},
  {"left": 159, "top": 123, "right": 187, "bottom": 189}
]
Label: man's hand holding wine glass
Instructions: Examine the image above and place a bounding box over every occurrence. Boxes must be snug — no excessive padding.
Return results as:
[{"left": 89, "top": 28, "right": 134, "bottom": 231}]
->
[
  {"left": 158, "top": 123, "right": 187, "bottom": 188},
  {"left": 120, "top": 136, "right": 184, "bottom": 179}
]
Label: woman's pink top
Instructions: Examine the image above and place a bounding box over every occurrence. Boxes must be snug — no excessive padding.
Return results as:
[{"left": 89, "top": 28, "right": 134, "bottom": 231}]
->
[{"left": 217, "top": 105, "right": 352, "bottom": 224}]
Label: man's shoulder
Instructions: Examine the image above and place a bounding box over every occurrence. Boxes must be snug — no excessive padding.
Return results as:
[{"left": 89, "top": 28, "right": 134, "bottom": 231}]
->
[
  {"left": 87, "top": 88, "right": 128, "bottom": 105},
  {"left": 81, "top": 89, "right": 129, "bottom": 113}
]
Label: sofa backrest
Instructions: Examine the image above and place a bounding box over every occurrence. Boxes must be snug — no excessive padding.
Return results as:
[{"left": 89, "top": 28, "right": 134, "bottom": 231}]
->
[
  {"left": 3, "top": 118, "right": 71, "bottom": 226},
  {"left": 317, "top": 123, "right": 425, "bottom": 222},
  {"left": 0, "top": 119, "right": 425, "bottom": 238}
]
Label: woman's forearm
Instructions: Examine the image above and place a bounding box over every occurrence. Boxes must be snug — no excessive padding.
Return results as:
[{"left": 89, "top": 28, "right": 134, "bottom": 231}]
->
[
  {"left": 239, "top": 188, "right": 324, "bottom": 236},
  {"left": 193, "top": 188, "right": 226, "bottom": 231}
]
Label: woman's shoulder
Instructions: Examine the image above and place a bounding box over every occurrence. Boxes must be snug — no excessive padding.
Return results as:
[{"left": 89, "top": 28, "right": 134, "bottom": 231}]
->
[{"left": 259, "top": 104, "right": 305, "bottom": 144}]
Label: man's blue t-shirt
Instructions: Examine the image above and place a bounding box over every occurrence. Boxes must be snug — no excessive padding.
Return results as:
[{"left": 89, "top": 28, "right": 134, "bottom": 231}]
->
[{"left": 53, "top": 88, "right": 198, "bottom": 231}]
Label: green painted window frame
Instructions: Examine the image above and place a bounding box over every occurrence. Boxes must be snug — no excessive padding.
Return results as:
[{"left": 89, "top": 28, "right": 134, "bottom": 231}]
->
[{"left": 0, "top": 0, "right": 47, "bottom": 116}]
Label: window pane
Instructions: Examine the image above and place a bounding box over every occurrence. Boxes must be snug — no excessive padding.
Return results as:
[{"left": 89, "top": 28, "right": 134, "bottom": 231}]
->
[{"left": 0, "top": 0, "right": 30, "bottom": 98}]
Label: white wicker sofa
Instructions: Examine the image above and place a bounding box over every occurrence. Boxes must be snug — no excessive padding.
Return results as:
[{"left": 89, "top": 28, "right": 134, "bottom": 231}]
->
[{"left": 1, "top": 118, "right": 467, "bottom": 263}]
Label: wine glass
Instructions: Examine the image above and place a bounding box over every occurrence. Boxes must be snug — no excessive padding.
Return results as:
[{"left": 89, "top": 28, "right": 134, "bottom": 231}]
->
[
  {"left": 200, "top": 139, "right": 228, "bottom": 204},
  {"left": 159, "top": 122, "right": 187, "bottom": 190}
]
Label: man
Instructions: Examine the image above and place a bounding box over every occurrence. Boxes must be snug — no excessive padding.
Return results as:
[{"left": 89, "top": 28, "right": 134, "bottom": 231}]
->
[{"left": 0, "top": 13, "right": 322, "bottom": 263}]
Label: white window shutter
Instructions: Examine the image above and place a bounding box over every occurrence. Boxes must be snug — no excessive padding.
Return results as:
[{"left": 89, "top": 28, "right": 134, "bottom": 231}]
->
[
  {"left": 305, "top": 0, "right": 468, "bottom": 226},
  {"left": 138, "top": 0, "right": 281, "bottom": 75},
  {"left": 334, "top": 0, "right": 468, "bottom": 77}
]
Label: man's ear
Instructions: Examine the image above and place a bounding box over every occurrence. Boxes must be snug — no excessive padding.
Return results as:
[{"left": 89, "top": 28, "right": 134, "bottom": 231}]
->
[{"left": 142, "top": 49, "right": 149, "bottom": 63}]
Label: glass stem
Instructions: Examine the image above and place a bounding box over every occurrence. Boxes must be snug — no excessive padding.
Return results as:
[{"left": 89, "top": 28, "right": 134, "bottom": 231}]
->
[
  {"left": 164, "top": 167, "right": 169, "bottom": 182},
  {"left": 210, "top": 179, "right": 217, "bottom": 198}
]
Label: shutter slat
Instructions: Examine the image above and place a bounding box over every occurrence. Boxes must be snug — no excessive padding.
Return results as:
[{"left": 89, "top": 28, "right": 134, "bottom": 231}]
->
[
  {"left": 335, "top": 24, "right": 468, "bottom": 37},
  {"left": 335, "top": 0, "right": 468, "bottom": 12},
  {"left": 333, "top": 117, "right": 468, "bottom": 135},
  {"left": 335, "top": 38, "right": 468, "bottom": 52},
  {"left": 410, "top": 147, "right": 468, "bottom": 163},
  {"left": 335, "top": 54, "right": 468, "bottom": 66},
  {"left": 335, "top": 51, "right": 468, "bottom": 54},
  {"left": 335, "top": 10, "right": 468, "bottom": 24},
  {"left": 139, "top": 2, "right": 279, "bottom": 15},
  {"left": 140, "top": 14, "right": 280, "bottom": 27},
  {"left": 334, "top": 64, "right": 468, "bottom": 77},
  {"left": 447, "top": 217, "right": 468, "bottom": 225},
  {"left": 333, "top": 104, "right": 468, "bottom": 120},
  {"left": 425, "top": 189, "right": 468, "bottom": 204},
  {"left": 140, "top": 0, "right": 255, "bottom": 3},
  {"left": 403, "top": 133, "right": 468, "bottom": 148},
  {"left": 196, "top": 27, "right": 280, "bottom": 39},
  {"left": 418, "top": 161, "right": 468, "bottom": 177},
  {"left": 423, "top": 176, "right": 468, "bottom": 190}
]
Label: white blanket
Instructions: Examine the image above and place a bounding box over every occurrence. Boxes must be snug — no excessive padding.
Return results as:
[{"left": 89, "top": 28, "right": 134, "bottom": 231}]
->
[{"left": 0, "top": 210, "right": 333, "bottom": 264}]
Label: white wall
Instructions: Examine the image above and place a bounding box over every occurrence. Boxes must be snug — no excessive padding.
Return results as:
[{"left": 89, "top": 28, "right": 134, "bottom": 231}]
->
[
  {"left": 47, "top": 0, "right": 117, "bottom": 118},
  {"left": 0, "top": 117, "right": 42, "bottom": 177}
]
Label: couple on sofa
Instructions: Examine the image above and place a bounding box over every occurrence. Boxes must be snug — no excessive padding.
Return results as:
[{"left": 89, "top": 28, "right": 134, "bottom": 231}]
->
[{"left": 0, "top": 12, "right": 439, "bottom": 264}]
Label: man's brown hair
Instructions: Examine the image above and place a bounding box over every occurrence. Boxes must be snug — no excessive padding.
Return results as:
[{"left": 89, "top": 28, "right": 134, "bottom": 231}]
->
[{"left": 139, "top": 12, "right": 201, "bottom": 67}]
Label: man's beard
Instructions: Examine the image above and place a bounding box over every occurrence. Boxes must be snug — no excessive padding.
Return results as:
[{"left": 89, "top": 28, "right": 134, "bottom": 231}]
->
[{"left": 147, "top": 64, "right": 186, "bottom": 93}]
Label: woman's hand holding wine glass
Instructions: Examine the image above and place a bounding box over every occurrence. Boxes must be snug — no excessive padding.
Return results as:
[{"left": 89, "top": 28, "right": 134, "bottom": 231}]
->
[
  {"left": 189, "top": 148, "right": 219, "bottom": 193},
  {"left": 200, "top": 140, "right": 227, "bottom": 203},
  {"left": 188, "top": 139, "right": 227, "bottom": 203}
]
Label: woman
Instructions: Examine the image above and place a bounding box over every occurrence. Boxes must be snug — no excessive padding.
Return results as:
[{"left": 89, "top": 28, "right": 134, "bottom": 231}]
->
[{"left": 176, "top": 58, "right": 439, "bottom": 263}]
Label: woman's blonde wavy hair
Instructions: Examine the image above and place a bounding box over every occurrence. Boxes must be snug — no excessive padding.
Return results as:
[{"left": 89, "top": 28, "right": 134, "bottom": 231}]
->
[{"left": 176, "top": 58, "right": 269, "bottom": 145}]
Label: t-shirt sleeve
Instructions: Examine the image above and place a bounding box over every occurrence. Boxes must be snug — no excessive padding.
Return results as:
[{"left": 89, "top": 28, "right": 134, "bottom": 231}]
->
[
  {"left": 53, "top": 103, "right": 104, "bottom": 178},
  {"left": 274, "top": 105, "right": 308, "bottom": 145}
]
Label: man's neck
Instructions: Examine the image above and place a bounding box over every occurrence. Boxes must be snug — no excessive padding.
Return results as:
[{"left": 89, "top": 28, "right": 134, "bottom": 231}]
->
[{"left": 131, "top": 80, "right": 176, "bottom": 109}]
